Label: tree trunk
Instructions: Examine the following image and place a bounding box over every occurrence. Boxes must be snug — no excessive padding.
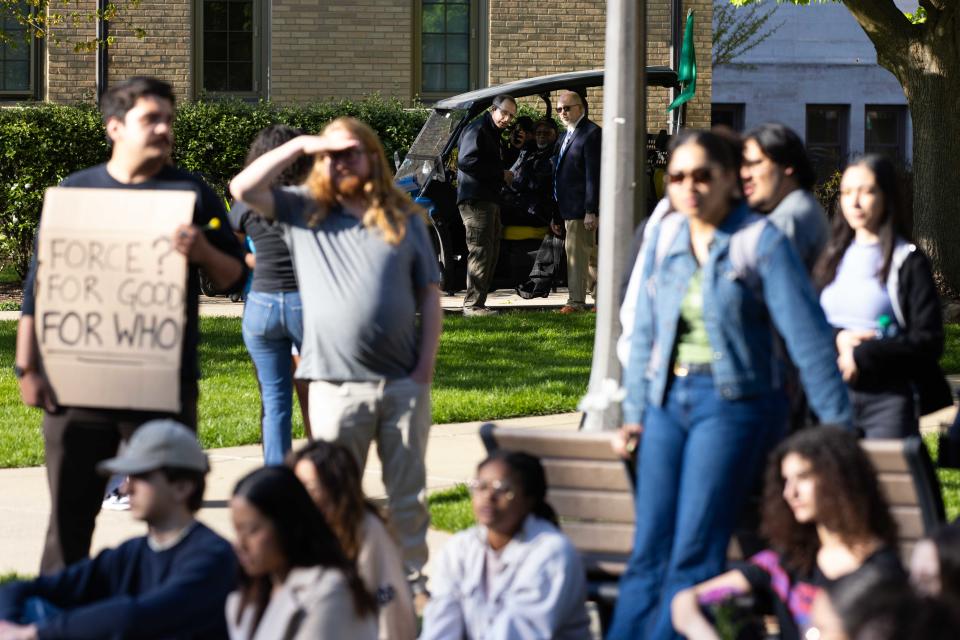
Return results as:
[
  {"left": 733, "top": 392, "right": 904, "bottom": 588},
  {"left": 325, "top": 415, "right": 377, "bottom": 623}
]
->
[
  {"left": 903, "top": 65, "right": 960, "bottom": 294},
  {"left": 866, "top": 6, "right": 960, "bottom": 294},
  {"left": 843, "top": 2, "right": 960, "bottom": 292}
]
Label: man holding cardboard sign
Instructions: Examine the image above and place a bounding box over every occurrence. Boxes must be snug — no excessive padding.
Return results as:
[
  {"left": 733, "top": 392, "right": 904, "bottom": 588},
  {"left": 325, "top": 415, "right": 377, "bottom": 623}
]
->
[{"left": 14, "top": 77, "right": 246, "bottom": 574}]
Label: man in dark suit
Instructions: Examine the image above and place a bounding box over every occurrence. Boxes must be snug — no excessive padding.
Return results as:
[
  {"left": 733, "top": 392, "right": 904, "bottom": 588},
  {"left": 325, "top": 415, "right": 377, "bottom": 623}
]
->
[
  {"left": 551, "top": 91, "right": 601, "bottom": 313},
  {"left": 456, "top": 94, "right": 517, "bottom": 316}
]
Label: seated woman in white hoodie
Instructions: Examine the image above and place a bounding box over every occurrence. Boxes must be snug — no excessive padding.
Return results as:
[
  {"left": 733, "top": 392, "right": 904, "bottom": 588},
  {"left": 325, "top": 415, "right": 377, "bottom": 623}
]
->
[{"left": 420, "top": 451, "right": 591, "bottom": 640}]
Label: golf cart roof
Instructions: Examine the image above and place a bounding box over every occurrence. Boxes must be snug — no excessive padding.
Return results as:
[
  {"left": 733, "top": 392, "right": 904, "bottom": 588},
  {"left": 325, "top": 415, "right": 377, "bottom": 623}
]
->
[{"left": 433, "top": 67, "right": 679, "bottom": 110}]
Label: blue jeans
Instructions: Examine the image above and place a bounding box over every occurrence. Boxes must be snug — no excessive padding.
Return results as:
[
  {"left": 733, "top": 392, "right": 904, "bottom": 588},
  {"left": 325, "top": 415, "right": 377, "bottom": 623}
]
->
[
  {"left": 242, "top": 291, "right": 304, "bottom": 465},
  {"left": 607, "top": 373, "right": 787, "bottom": 640}
]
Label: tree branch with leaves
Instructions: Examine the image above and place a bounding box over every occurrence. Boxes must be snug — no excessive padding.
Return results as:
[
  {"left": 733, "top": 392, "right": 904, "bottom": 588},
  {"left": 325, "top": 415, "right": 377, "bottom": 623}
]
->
[
  {"left": 0, "top": 0, "right": 144, "bottom": 53},
  {"left": 713, "top": 0, "right": 785, "bottom": 66}
]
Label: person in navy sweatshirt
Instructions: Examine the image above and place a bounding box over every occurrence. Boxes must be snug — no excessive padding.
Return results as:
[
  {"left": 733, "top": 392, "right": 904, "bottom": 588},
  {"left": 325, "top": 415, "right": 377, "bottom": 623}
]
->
[{"left": 0, "top": 420, "right": 237, "bottom": 640}]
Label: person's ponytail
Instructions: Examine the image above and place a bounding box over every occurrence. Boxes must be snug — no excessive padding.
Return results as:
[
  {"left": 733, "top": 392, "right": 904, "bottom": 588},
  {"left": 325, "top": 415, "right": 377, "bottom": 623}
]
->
[{"left": 532, "top": 500, "right": 559, "bottom": 528}]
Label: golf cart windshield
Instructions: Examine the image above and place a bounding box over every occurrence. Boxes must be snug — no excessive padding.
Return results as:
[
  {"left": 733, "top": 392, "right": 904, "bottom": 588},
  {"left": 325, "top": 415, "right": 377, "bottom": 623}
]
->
[{"left": 395, "top": 108, "right": 466, "bottom": 187}]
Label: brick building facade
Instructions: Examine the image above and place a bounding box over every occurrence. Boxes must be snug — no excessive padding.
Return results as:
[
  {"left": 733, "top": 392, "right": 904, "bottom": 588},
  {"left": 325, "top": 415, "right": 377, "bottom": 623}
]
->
[{"left": 4, "top": 1, "right": 710, "bottom": 129}]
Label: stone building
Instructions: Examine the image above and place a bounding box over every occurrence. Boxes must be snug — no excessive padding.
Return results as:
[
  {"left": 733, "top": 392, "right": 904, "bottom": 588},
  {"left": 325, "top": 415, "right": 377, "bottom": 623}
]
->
[
  {"left": 2, "top": 1, "right": 711, "bottom": 129},
  {"left": 712, "top": 1, "right": 913, "bottom": 179}
]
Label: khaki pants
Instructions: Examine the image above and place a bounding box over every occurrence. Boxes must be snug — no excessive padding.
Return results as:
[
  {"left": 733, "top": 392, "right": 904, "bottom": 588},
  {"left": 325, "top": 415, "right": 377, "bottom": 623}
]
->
[
  {"left": 459, "top": 200, "right": 502, "bottom": 308},
  {"left": 564, "top": 219, "right": 597, "bottom": 305},
  {"left": 308, "top": 377, "right": 431, "bottom": 585}
]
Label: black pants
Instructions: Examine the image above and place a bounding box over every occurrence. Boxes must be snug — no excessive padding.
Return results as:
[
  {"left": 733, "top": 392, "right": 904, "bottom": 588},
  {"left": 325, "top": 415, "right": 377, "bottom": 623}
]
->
[
  {"left": 850, "top": 384, "right": 919, "bottom": 439},
  {"left": 39, "top": 381, "right": 198, "bottom": 574}
]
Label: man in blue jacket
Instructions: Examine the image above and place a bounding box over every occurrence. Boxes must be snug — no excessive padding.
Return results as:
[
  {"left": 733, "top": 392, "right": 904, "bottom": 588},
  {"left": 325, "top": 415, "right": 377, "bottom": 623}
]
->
[
  {"left": 551, "top": 91, "right": 601, "bottom": 314},
  {"left": 456, "top": 94, "right": 517, "bottom": 316},
  {"left": 0, "top": 420, "right": 237, "bottom": 640}
]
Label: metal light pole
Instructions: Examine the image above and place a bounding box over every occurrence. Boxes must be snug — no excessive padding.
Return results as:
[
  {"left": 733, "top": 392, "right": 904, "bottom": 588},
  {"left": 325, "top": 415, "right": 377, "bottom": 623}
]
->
[{"left": 580, "top": 0, "right": 646, "bottom": 432}]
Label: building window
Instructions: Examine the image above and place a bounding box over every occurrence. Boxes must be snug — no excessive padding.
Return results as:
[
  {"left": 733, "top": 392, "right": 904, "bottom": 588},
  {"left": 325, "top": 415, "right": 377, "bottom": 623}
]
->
[
  {"left": 0, "top": 2, "right": 40, "bottom": 99},
  {"left": 865, "top": 105, "right": 907, "bottom": 165},
  {"left": 195, "top": 0, "right": 266, "bottom": 98},
  {"left": 417, "top": 0, "right": 478, "bottom": 99},
  {"left": 806, "top": 105, "right": 849, "bottom": 183},
  {"left": 711, "top": 103, "right": 744, "bottom": 132}
]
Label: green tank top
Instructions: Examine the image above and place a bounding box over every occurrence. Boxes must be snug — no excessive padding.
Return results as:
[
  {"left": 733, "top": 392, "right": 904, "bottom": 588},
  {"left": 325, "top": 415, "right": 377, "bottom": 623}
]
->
[{"left": 676, "top": 269, "right": 713, "bottom": 364}]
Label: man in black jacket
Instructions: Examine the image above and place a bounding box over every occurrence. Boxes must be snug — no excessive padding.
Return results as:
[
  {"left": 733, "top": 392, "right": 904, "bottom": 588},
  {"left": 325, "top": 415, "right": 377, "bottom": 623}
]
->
[
  {"left": 551, "top": 91, "right": 601, "bottom": 313},
  {"left": 456, "top": 94, "right": 517, "bottom": 316}
]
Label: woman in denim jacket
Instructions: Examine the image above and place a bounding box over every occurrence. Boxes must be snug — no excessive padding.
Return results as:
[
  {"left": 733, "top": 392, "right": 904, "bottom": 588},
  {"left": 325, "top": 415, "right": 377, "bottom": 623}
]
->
[{"left": 607, "top": 130, "right": 852, "bottom": 640}]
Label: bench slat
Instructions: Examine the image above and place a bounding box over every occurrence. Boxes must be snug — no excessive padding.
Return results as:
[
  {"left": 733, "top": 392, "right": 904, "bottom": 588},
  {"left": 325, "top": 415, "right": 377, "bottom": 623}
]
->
[
  {"left": 877, "top": 473, "right": 919, "bottom": 505},
  {"left": 490, "top": 430, "right": 620, "bottom": 461},
  {"left": 891, "top": 505, "right": 924, "bottom": 539},
  {"left": 543, "top": 459, "right": 633, "bottom": 492},
  {"left": 861, "top": 441, "right": 910, "bottom": 472},
  {"left": 549, "top": 488, "right": 636, "bottom": 523},
  {"left": 562, "top": 521, "right": 635, "bottom": 555}
]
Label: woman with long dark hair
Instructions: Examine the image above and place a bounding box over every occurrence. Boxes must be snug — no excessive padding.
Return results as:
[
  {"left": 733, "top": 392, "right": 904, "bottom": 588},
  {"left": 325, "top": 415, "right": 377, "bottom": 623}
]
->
[
  {"left": 226, "top": 466, "right": 376, "bottom": 639},
  {"left": 288, "top": 441, "right": 415, "bottom": 640},
  {"left": 419, "top": 451, "right": 591, "bottom": 639},
  {"left": 814, "top": 154, "right": 951, "bottom": 438},
  {"left": 231, "top": 124, "right": 314, "bottom": 465},
  {"left": 608, "top": 130, "right": 851, "bottom": 639},
  {"left": 671, "top": 427, "right": 903, "bottom": 639}
]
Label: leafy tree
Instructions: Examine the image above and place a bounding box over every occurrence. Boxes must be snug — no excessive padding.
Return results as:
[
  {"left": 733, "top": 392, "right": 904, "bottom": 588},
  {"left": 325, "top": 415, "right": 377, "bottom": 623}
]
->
[
  {"left": 713, "top": 0, "right": 784, "bottom": 66},
  {"left": 730, "top": 0, "right": 960, "bottom": 293},
  {"left": 0, "top": 0, "right": 143, "bottom": 53}
]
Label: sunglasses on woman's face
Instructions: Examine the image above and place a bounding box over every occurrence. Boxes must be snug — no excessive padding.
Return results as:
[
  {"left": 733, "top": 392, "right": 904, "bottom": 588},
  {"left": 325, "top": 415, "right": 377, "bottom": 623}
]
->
[{"left": 666, "top": 167, "right": 715, "bottom": 186}]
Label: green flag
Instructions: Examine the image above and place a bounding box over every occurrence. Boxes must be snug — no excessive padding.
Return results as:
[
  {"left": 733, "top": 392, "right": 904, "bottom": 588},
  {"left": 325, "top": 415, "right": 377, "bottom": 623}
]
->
[{"left": 668, "top": 9, "right": 696, "bottom": 112}]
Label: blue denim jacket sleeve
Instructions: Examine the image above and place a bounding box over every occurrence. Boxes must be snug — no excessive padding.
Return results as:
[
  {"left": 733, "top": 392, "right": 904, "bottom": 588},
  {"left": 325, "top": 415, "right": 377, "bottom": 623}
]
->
[
  {"left": 621, "top": 231, "right": 658, "bottom": 424},
  {"left": 757, "top": 227, "right": 853, "bottom": 426}
]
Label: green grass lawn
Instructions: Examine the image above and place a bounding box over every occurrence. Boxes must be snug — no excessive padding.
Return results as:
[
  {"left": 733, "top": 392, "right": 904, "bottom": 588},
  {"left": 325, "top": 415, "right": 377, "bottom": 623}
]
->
[
  {"left": 427, "top": 484, "right": 475, "bottom": 533},
  {"left": 0, "top": 312, "right": 595, "bottom": 468}
]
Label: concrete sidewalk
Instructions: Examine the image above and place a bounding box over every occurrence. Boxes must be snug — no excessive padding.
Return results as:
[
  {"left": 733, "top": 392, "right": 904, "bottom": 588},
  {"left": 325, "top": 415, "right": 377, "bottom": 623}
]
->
[
  {"left": 192, "top": 288, "right": 573, "bottom": 318},
  {"left": 0, "top": 288, "right": 574, "bottom": 321},
  {"left": 0, "top": 412, "right": 582, "bottom": 576}
]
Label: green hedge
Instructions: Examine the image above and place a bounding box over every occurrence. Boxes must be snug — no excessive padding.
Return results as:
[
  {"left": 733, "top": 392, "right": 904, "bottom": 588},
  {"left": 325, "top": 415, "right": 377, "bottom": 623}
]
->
[{"left": 0, "top": 97, "right": 429, "bottom": 278}]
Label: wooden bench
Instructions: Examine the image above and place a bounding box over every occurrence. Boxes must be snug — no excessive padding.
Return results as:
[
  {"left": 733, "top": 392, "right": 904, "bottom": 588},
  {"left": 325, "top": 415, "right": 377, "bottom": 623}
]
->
[
  {"left": 861, "top": 436, "right": 946, "bottom": 561},
  {"left": 479, "top": 423, "right": 634, "bottom": 628},
  {"left": 479, "top": 426, "right": 947, "bottom": 630}
]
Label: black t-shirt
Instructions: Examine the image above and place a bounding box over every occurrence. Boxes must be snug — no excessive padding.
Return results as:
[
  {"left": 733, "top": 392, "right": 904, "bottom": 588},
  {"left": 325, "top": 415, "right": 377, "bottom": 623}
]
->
[
  {"left": 22, "top": 164, "right": 247, "bottom": 392},
  {"left": 227, "top": 202, "right": 298, "bottom": 292},
  {"left": 738, "top": 545, "right": 905, "bottom": 636}
]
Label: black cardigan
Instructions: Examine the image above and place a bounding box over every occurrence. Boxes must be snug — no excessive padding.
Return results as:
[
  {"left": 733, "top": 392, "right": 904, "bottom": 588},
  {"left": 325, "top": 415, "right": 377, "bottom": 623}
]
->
[{"left": 852, "top": 248, "right": 952, "bottom": 414}]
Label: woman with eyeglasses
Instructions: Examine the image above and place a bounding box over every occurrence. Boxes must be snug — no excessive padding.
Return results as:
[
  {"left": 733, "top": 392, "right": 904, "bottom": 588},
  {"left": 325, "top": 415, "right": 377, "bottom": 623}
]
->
[
  {"left": 608, "top": 130, "right": 851, "bottom": 640},
  {"left": 419, "top": 451, "right": 591, "bottom": 640},
  {"left": 814, "top": 155, "right": 951, "bottom": 438},
  {"left": 670, "top": 426, "right": 903, "bottom": 640}
]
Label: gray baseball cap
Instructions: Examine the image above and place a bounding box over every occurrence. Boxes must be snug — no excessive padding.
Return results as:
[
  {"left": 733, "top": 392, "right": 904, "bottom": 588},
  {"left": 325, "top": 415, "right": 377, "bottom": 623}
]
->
[{"left": 98, "top": 419, "right": 209, "bottom": 476}]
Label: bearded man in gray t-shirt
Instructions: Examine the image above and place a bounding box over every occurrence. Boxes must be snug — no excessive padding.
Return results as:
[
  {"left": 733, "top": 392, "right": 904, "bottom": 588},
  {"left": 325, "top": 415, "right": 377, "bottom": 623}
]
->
[{"left": 230, "top": 117, "right": 442, "bottom": 596}]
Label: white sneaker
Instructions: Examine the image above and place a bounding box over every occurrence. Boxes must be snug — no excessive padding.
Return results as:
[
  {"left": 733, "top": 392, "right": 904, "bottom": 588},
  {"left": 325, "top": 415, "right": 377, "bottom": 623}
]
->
[{"left": 102, "top": 489, "right": 130, "bottom": 511}]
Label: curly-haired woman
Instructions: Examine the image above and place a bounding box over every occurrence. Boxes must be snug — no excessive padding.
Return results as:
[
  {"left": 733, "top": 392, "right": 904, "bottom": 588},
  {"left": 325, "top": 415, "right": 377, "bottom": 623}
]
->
[{"left": 670, "top": 427, "right": 904, "bottom": 640}]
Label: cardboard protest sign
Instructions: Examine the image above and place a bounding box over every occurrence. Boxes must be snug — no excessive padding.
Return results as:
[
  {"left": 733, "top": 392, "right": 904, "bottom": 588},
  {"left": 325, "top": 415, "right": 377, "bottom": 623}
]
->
[{"left": 33, "top": 187, "right": 196, "bottom": 412}]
